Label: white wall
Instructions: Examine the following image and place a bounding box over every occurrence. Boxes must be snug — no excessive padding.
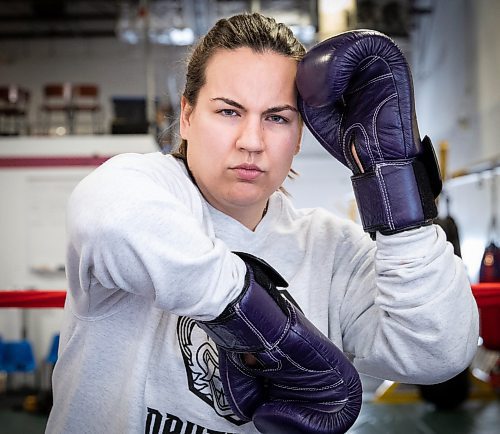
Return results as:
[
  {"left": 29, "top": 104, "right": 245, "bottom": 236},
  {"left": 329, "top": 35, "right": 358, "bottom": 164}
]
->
[
  {"left": 476, "top": 0, "right": 500, "bottom": 161},
  {"left": 0, "top": 135, "right": 158, "bottom": 362},
  {"left": 411, "top": 0, "right": 500, "bottom": 282},
  {"left": 412, "top": 0, "right": 479, "bottom": 170}
]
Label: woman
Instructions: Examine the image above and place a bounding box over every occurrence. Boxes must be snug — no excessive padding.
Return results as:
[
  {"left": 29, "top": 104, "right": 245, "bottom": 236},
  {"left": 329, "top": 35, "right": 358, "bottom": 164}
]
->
[{"left": 46, "top": 12, "right": 478, "bottom": 434}]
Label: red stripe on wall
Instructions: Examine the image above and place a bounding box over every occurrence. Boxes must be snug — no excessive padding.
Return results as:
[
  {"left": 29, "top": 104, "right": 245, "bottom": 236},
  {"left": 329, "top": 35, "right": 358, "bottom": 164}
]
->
[{"left": 0, "top": 156, "right": 111, "bottom": 168}]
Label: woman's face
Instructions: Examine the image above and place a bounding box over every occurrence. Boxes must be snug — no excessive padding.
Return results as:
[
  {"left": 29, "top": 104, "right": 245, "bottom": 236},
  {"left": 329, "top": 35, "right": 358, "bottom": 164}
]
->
[{"left": 180, "top": 47, "right": 302, "bottom": 229}]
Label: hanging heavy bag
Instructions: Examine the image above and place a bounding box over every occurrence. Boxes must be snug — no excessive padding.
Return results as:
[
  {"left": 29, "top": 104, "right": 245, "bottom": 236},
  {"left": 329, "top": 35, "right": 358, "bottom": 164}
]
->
[
  {"left": 477, "top": 177, "right": 500, "bottom": 351},
  {"left": 479, "top": 242, "right": 500, "bottom": 283},
  {"left": 480, "top": 176, "right": 500, "bottom": 282},
  {"left": 478, "top": 240, "right": 500, "bottom": 350},
  {"left": 434, "top": 195, "right": 462, "bottom": 257}
]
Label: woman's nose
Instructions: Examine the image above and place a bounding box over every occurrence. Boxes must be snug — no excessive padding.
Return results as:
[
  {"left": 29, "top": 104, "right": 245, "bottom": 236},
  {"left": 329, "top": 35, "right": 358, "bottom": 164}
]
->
[{"left": 236, "top": 117, "right": 264, "bottom": 153}]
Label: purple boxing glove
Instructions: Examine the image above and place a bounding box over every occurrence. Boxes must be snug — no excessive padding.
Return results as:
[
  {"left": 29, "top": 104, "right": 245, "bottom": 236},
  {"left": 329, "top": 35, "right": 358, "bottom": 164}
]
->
[
  {"left": 197, "top": 252, "right": 362, "bottom": 434},
  {"left": 297, "top": 30, "right": 442, "bottom": 235}
]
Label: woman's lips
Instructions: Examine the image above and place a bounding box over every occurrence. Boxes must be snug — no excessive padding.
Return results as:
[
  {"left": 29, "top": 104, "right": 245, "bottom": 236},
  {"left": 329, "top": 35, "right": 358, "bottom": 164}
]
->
[{"left": 232, "top": 164, "right": 264, "bottom": 181}]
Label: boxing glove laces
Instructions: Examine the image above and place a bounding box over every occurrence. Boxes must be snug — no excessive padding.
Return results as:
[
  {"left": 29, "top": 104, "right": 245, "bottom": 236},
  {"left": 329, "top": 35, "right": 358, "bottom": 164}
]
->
[
  {"left": 197, "top": 252, "right": 362, "bottom": 434},
  {"left": 297, "top": 30, "right": 442, "bottom": 235}
]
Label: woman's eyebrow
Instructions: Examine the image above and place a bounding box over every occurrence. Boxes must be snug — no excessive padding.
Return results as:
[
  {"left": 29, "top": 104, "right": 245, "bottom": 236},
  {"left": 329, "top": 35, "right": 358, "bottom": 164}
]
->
[
  {"left": 263, "top": 105, "right": 298, "bottom": 115},
  {"left": 211, "top": 97, "right": 298, "bottom": 115},
  {"left": 210, "top": 97, "right": 244, "bottom": 110}
]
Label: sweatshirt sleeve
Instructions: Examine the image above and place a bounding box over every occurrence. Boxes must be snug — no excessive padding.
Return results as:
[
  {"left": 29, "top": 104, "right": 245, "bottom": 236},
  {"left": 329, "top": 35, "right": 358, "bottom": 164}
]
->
[
  {"left": 338, "top": 224, "right": 479, "bottom": 384},
  {"left": 65, "top": 154, "right": 246, "bottom": 321}
]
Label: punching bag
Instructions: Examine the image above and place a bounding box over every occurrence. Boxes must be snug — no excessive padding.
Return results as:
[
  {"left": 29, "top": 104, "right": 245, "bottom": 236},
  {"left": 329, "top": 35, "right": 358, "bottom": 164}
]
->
[
  {"left": 480, "top": 176, "right": 500, "bottom": 282},
  {"left": 479, "top": 242, "right": 500, "bottom": 283},
  {"left": 478, "top": 176, "right": 500, "bottom": 350}
]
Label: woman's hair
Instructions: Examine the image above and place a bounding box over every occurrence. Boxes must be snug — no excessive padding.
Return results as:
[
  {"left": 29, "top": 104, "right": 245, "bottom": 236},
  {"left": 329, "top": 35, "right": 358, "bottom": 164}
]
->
[{"left": 171, "top": 12, "right": 306, "bottom": 165}]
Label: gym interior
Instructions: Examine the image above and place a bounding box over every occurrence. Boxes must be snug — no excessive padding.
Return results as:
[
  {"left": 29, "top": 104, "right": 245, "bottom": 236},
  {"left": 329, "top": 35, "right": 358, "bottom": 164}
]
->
[{"left": 0, "top": 1, "right": 499, "bottom": 433}]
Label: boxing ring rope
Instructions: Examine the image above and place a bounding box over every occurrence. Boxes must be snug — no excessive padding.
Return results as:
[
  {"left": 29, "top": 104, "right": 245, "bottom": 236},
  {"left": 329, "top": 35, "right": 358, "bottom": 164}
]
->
[
  {"left": 1, "top": 285, "right": 499, "bottom": 350},
  {"left": 0, "top": 290, "right": 66, "bottom": 308},
  {"left": 1, "top": 284, "right": 498, "bottom": 308},
  {"left": 1, "top": 284, "right": 499, "bottom": 350}
]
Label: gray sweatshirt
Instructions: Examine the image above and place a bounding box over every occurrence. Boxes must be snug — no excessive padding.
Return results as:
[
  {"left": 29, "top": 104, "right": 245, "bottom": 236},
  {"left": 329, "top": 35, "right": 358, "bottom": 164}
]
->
[{"left": 46, "top": 152, "right": 479, "bottom": 434}]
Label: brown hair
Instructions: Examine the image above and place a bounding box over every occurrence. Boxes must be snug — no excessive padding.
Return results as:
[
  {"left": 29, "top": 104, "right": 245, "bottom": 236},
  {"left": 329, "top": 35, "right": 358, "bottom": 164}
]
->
[{"left": 171, "top": 12, "right": 305, "bottom": 184}]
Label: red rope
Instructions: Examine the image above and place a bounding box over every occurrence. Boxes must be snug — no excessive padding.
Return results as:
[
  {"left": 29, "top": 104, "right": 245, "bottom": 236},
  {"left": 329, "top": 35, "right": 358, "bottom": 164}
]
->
[
  {"left": 0, "top": 284, "right": 498, "bottom": 309},
  {"left": 0, "top": 290, "right": 66, "bottom": 308}
]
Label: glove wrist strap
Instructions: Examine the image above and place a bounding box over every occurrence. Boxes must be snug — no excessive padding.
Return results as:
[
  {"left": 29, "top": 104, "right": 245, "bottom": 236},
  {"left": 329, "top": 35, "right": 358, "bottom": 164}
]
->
[
  {"left": 352, "top": 158, "right": 438, "bottom": 235},
  {"left": 197, "top": 253, "right": 290, "bottom": 352}
]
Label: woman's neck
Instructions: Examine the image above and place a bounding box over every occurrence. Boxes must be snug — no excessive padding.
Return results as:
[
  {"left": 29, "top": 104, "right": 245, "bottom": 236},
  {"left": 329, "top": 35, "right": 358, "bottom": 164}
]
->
[{"left": 219, "top": 200, "right": 269, "bottom": 231}]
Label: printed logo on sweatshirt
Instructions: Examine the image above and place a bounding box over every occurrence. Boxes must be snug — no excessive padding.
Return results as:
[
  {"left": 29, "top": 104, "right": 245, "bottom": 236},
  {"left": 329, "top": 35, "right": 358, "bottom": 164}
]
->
[
  {"left": 177, "top": 315, "right": 243, "bottom": 425},
  {"left": 145, "top": 407, "right": 236, "bottom": 434},
  {"left": 176, "top": 290, "right": 300, "bottom": 426}
]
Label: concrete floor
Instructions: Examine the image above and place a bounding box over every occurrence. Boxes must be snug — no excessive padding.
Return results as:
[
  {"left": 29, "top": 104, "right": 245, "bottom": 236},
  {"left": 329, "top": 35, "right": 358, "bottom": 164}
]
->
[
  {"left": 0, "top": 395, "right": 499, "bottom": 434},
  {"left": 352, "top": 400, "right": 500, "bottom": 434},
  {"left": 0, "top": 374, "right": 498, "bottom": 433}
]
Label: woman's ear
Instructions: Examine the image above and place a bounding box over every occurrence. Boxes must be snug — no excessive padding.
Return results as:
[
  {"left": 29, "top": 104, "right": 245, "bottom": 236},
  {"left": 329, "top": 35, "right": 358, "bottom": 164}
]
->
[{"left": 179, "top": 96, "right": 193, "bottom": 140}]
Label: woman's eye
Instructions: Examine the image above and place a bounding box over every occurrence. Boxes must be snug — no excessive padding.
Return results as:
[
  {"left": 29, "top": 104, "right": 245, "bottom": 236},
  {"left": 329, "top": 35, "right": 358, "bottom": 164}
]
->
[
  {"left": 218, "top": 109, "right": 238, "bottom": 117},
  {"left": 267, "top": 114, "right": 288, "bottom": 124}
]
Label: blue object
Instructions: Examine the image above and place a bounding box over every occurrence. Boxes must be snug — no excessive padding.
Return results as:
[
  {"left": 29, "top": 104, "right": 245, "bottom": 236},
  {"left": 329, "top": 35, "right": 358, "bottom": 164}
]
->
[
  {"left": 0, "top": 339, "right": 36, "bottom": 373},
  {"left": 46, "top": 334, "right": 60, "bottom": 364}
]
